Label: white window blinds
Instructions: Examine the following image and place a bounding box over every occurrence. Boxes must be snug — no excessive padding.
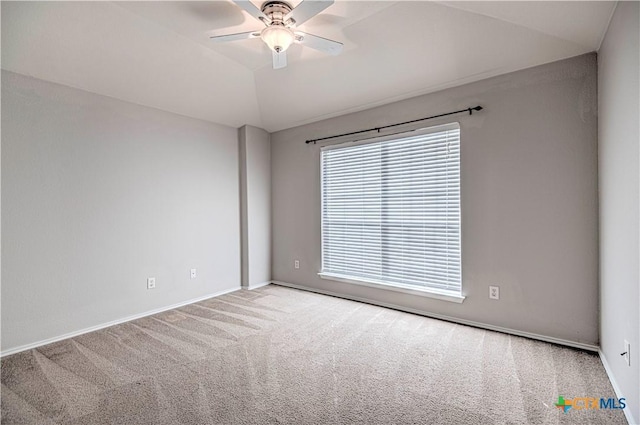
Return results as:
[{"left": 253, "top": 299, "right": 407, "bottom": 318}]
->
[{"left": 320, "top": 123, "right": 461, "bottom": 296}]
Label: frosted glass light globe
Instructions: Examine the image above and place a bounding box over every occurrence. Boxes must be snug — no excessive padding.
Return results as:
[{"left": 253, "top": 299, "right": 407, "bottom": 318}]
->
[{"left": 261, "top": 26, "right": 294, "bottom": 53}]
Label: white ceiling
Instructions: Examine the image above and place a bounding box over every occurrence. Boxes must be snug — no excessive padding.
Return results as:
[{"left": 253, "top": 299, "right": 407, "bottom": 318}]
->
[{"left": 1, "top": 1, "right": 616, "bottom": 132}]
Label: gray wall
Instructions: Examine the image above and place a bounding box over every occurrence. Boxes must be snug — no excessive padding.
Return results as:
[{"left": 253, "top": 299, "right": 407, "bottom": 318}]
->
[
  {"left": 1, "top": 71, "right": 241, "bottom": 352},
  {"left": 598, "top": 1, "right": 640, "bottom": 423},
  {"left": 271, "top": 54, "right": 599, "bottom": 346},
  {"left": 239, "top": 125, "right": 271, "bottom": 288}
]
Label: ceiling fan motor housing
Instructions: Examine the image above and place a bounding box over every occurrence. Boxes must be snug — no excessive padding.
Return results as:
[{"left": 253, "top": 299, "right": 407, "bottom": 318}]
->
[{"left": 261, "top": 1, "right": 294, "bottom": 25}]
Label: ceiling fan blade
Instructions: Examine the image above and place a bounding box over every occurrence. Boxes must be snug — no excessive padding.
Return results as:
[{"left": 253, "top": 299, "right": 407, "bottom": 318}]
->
[
  {"left": 294, "top": 31, "right": 343, "bottom": 56},
  {"left": 209, "top": 31, "right": 261, "bottom": 43},
  {"left": 285, "top": 0, "right": 334, "bottom": 27},
  {"left": 233, "top": 0, "right": 271, "bottom": 25},
  {"left": 272, "top": 50, "right": 287, "bottom": 69}
]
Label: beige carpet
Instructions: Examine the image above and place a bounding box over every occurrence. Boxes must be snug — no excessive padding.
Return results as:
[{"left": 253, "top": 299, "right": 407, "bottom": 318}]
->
[{"left": 1, "top": 284, "right": 627, "bottom": 424}]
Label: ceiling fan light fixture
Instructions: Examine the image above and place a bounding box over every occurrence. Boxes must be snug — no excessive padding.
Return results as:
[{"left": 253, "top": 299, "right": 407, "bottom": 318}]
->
[
  {"left": 261, "top": 25, "right": 294, "bottom": 53},
  {"left": 210, "top": 0, "right": 342, "bottom": 69}
]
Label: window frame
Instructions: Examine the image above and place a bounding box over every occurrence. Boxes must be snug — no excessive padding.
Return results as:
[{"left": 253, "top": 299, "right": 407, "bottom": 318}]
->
[{"left": 318, "top": 122, "right": 465, "bottom": 304}]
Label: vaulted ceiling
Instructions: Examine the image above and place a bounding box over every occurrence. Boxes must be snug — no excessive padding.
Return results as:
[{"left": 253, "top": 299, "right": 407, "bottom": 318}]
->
[{"left": 1, "top": 1, "right": 616, "bottom": 132}]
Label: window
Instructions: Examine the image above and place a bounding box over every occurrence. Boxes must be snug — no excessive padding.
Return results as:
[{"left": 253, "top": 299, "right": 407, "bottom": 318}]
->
[{"left": 320, "top": 123, "right": 463, "bottom": 302}]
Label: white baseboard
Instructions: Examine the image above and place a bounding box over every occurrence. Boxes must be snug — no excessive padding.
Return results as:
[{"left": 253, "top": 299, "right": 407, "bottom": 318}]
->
[
  {"left": 245, "top": 281, "right": 272, "bottom": 290},
  {"left": 599, "top": 350, "right": 637, "bottom": 425},
  {"left": 0, "top": 286, "right": 240, "bottom": 358},
  {"left": 271, "top": 280, "right": 599, "bottom": 352}
]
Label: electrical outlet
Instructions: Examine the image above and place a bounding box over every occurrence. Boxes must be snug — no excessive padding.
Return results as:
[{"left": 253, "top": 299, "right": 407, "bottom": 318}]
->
[
  {"left": 190, "top": 268, "right": 197, "bottom": 279},
  {"left": 489, "top": 286, "right": 500, "bottom": 300},
  {"left": 624, "top": 340, "right": 631, "bottom": 366},
  {"left": 294, "top": 260, "right": 300, "bottom": 269},
  {"left": 147, "top": 277, "right": 156, "bottom": 290}
]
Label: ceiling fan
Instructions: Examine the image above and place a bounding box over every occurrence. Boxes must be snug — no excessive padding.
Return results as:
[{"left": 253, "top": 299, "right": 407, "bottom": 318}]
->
[{"left": 209, "top": 0, "right": 343, "bottom": 69}]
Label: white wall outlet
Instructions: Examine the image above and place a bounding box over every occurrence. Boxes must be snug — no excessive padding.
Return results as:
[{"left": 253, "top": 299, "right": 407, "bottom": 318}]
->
[
  {"left": 623, "top": 340, "right": 631, "bottom": 366},
  {"left": 294, "top": 260, "right": 300, "bottom": 269},
  {"left": 489, "top": 286, "right": 500, "bottom": 300},
  {"left": 147, "top": 277, "right": 156, "bottom": 290},
  {"left": 190, "top": 268, "right": 197, "bottom": 279}
]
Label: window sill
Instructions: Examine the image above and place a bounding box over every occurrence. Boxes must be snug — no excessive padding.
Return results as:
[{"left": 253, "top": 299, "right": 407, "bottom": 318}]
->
[{"left": 318, "top": 272, "right": 465, "bottom": 304}]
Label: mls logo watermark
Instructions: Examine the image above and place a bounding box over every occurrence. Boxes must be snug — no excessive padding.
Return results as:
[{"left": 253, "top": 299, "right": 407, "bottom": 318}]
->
[{"left": 555, "top": 396, "right": 626, "bottom": 413}]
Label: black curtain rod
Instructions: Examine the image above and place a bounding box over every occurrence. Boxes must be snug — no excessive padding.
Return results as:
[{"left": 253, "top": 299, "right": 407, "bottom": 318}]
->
[{"left": 305, "top": 105, "right": 483, "bottom": 144}]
